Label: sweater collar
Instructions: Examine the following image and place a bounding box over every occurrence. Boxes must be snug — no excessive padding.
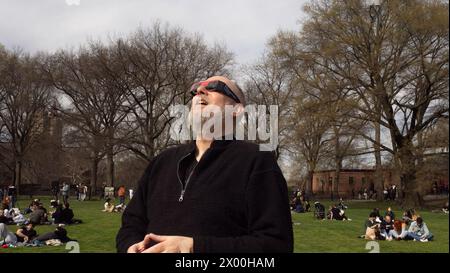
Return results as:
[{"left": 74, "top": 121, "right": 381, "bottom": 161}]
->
[{"left": 185, "top": 136, "right": 236, "bottom": 154}]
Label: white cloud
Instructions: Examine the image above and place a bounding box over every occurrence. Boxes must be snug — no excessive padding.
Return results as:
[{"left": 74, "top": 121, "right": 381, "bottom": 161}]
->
[{"left": 0, "top": 0, "right": 306, "bottom": 64}]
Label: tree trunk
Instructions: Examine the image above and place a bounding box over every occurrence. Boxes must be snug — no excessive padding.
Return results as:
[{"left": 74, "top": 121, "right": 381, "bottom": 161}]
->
[
  {"left": 397, "top": 143, "right": 423, "bottom": 208},
  {"left": 89, "top": 157, "right": 99, "bottom": 200},
  {"left": 333, "top": 131, "right": 341, "bottom": 199},
  {"left": 400, "top": 170, "right": 423, "bottom": 208},
  {"left": 333, "top": 160, "right": 341, "bottom": 199},
  {"left": 14, "top": 158, "right": 22, "bottom": 195},
  {"left": 374, "top": 120, "right": 384, "bottom": 201},
  {"left": 106, "top": 147, "right": 115, "bottom": 187},
  {"left": 305, "top": 169, "right": 314, "bottom": 196},
  {"left": 106, "top": 127, "right": 115, "bottom": 187}
]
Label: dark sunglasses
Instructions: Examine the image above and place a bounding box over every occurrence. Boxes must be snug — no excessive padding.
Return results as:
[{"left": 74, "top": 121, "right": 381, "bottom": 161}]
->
[{"left": 190, "top": 80, "right": 241, "bottom": 103}]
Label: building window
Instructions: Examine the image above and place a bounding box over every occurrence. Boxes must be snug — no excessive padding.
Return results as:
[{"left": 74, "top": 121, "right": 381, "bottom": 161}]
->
[
  {"left": 349, "top": 176, "right": 354, "bottom": 185},
  {"left": 362, "top": 177, "right": 366, "bottom": 185}
]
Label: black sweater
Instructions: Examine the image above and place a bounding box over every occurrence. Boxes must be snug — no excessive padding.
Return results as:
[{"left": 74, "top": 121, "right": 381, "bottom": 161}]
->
[{"left": 116, "top": 140, "right": 293, "bottom": 253}]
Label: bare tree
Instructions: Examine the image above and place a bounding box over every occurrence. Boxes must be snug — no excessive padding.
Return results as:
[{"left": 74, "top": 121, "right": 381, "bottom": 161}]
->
[
  {"left": 0, "top": 49, "right": 53, "bottom": 194},
  {"left": 45, "top": 45, "right": 128, "bottom": 196},
  {"left": 243, "top": 52, "right": 296, "bottom": 160},
  {"left": 272, "top": 0, "right": 449, "bottom": 207}
]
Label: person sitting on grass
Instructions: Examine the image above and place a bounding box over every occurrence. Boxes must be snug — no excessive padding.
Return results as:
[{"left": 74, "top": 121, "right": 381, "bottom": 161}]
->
[
  {"left": 290, "top": 196, "right": 297, "bottom": 211},
  {"left": 114, "top": 203, "right": 126, "bottom": 213},
  {"left": 442, "top": 201, "right": 449, "bottom": 214},
  {"left": 303, "top": 200, "right": 311, "bottom": 212},
  {"left": 1, "top": 196, "right": 10, "bottom": 211},
  {"left": 360, "top": 212, "right": 378, "bottom": 238},
  {"left": 62, "top": 203, "right": 76, "bottom": 224},
  {"left": 372, "top": 208, "right": 382, "bottom": 223},
  {"left": 12, "top": 209, "right": 27, "bottom": 226},
  {"left": 23, "top": 200, "right": 40, "bottom": 214},
  {"left": 314, "top": 202, "right": 326, "bottom": 220},
  {"left": 405, "top": 217, "right": 434, "bottom": 242},
  {"left": 2, "top": 204, "right": 15, "bottom": 222},
  {"left": 103, "top": 198, "right": 115, "bottom": 213},
  {"left": 0, "top": 206, "right": 13, "bottom": 225},
  {"left": 391, "top": 220, "right": 408, "bottom": 240},
  {"left": 363, "top": 212, "right": 383, "bottom": 240},
  {"left": 385, "top": 207, "right": 395, "bottom": 220},
  {"left": 380, "top": 215, "right": 395, "bottom": 241},
  {"left": 51, "top": 203, "right": 64, "bottom": 224},
  {"left": 0, "top": 210, "right": 8, "bottom": 224},
  {"left": 402, "top": 208, "right": 416, "bottom": 225},
  {"left": 29, "top": 204, "right": 49, "bottom": 225},
  {"left": 327, "top": 205, "right": 333, "bottom": 219},
  {"left": 15, "top": 223, "right": 37, "bottom": 244},
  {"left": 293, "top": 197, "right": 305, "bottom": 213},
  {"left": 53, "top": 202, "right": 81, "bottom": 224},
  {"left": 329, "top": 205, "right": 350, "bottom": 221}
]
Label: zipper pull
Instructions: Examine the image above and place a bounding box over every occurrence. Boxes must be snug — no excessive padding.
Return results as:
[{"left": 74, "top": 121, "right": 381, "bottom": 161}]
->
[{"left": 178, "top": 190, "right": 185, "bottom": 202}]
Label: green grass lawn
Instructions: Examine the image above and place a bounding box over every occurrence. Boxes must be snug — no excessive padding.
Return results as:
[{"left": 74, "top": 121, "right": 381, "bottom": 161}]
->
[{"left": 1, "top": 197, "right": 448, "bottom": 253}]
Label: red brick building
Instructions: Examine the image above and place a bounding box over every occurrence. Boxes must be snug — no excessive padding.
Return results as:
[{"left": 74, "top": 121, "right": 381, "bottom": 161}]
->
[{"left": 311, "top": 169, "right": 400, "bottom": 198}]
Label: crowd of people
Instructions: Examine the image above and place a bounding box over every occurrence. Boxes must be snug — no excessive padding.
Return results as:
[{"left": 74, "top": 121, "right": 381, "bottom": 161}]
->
[
  {"left": 290, "top": 189, "right": 310, "bottom": 213},
  {"left": 52, "top": 181, "right": 88, "bottom": 203},
  {"left": 311, "top": 199, "right": 351, "bottom": 221},
  {"left": 51, "top": 181, "right": 134, "bottom": 210},
  {"left": 290, "top": 187, "right": 353, "bottom": 222},
  {"left": 382, "top": 185, "right": 399, "bottom": 201},
  {"left": 354, "top": 184, "right": 398, "bottom": 201},
  {"left": 0, "top": 222, "right": 75, "bottom": 248},
  {"left": 361, "top": 207, "right": 434, "bottom": 242},
  {"left": 1, "top": 181, "right": 132, "bottom": 249},
  {"left": 0, "top": 198, "right": 78, "bottom": 248}
]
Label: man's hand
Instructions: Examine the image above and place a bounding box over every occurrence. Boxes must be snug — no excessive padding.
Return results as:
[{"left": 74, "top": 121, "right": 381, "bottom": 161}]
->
[
  {"left": 139, "top": 233, "right": 193, "bottom": 253},
  {"left": 127, "top": 233, "right": 193, "bottom": 253}
]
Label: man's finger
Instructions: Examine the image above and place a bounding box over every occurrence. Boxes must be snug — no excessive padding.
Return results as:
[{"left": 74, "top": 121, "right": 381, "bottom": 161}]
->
[
  {"left": 147, "top": 233, "right": 167, "bottom": 242},
  {"left": 142, "top": 234, "right": 154, "bottom": 244},
  {"left": 136, "top": 241, "right": 147, "bottom": 252},
  {"left": 134, "top": 234, "right": 155, "bottom": 252},
  {"left": 127, "top": 244, "right": 139, "bottom": 253},
  {"left": 141, "top": 242, "right": 165, "bottom": 253}
]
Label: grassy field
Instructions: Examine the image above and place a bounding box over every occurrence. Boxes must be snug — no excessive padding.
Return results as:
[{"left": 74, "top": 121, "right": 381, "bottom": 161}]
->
[{"left": 1, "top": 197, "right": 448, "bottom": 253}]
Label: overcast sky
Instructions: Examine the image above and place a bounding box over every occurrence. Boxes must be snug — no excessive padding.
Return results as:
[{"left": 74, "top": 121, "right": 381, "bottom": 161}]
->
[{"left": 0, "top": 0, "right": 307, "bottom": 65}]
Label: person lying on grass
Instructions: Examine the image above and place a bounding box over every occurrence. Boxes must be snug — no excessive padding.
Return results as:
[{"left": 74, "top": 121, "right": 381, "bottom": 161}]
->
[
  {"left": 16, "top": 223, "right": 37, "bottom": 243},
  {"left": 34, "top": 224, "right": 76, "bottom": 244}
]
